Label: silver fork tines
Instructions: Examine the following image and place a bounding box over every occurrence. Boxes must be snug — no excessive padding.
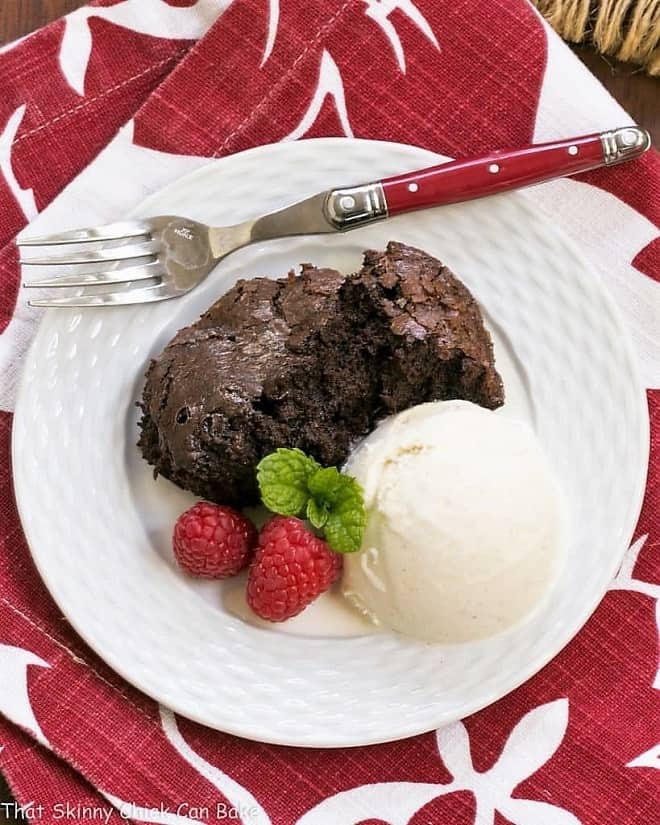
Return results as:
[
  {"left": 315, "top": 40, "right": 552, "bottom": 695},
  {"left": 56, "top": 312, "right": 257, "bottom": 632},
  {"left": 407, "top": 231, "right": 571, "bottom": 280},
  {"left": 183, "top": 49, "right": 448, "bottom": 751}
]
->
[
  {"left": 19, "top": 220, "right": 152, "bottom": 246},
  {"left": 21, "top": 239, "right": 159, "bottom": 267},
  {"left": 18, "top": 214, "right": 224, "bottom": 307},
  {"left": 21, "top": 221, "right": 165, "bottom": 304},
  {"left": 23, "top": 261, "right": 163, "bottom": 289},
  {"left": 27, "top": 282, "right": 174, "bottom": 308}
]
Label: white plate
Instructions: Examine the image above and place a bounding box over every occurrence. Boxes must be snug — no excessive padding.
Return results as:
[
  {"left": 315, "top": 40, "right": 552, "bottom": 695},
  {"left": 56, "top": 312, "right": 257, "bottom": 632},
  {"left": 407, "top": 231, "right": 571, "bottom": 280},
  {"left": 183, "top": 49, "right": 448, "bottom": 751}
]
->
[{"left": 13, "top": 139, "right": 649, "bottom": 747}]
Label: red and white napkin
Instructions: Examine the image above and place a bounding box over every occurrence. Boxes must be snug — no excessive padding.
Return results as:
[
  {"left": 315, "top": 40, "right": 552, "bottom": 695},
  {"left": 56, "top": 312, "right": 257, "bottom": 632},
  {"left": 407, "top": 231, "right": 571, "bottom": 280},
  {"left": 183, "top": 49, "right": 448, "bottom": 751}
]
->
[{"left": 0, "top": 1, "right": 658, "bottom": 823}]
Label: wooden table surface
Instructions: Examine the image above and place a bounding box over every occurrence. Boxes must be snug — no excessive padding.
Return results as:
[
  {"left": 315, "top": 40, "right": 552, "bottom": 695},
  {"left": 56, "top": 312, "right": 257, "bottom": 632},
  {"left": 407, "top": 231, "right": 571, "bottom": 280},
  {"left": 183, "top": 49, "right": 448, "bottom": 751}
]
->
[{"left": 0, "top": 1, "right": 658, "bottom": 820}]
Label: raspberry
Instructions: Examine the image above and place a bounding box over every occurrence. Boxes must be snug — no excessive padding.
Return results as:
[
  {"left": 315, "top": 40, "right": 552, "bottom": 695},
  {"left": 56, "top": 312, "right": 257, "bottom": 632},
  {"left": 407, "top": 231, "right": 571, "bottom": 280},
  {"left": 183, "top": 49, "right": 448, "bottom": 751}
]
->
[
  {"left": 173, "top": 502, "right": 257, "bottom": 578},
  {"left": 247, "top": 517, "right": 343, "bottom": 621}
]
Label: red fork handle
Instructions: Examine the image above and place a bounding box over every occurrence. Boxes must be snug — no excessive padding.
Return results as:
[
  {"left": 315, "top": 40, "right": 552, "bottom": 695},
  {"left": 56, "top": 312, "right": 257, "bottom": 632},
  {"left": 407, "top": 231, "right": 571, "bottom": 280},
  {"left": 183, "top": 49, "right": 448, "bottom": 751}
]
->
[
  {"left": 381, "top": 128, "right": 650, "bottom": 215},
  {"left": 322, "top": 127, "right": 650, "bottom": 230}
]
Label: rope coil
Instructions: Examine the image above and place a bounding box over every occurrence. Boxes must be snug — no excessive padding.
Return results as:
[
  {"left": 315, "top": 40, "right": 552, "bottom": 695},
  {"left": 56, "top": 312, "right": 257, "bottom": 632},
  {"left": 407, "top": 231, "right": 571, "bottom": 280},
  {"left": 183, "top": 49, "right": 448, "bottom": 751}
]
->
[{"left": 533, "top": 0, "right": 660, "bottom": 75}]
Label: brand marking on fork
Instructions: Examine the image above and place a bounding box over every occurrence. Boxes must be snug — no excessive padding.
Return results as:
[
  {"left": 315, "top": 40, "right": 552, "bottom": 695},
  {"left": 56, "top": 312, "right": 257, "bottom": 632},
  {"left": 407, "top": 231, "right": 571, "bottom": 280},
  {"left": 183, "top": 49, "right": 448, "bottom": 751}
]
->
[{"left": 174, "top": 227, "right": 195, "bottom": 240}]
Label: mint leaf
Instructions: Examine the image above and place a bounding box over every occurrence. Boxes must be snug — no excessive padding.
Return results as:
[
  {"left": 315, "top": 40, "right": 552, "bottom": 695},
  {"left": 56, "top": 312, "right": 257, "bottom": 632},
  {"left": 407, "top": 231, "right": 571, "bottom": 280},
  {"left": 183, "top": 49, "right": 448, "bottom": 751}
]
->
[
  {"left": 309, "top": 468, "right": 366, "bottom": 553},
  {"left": 307, "top": 497, "right": 329, "bottom": 529},
  {"left": 308, "top": 466, "right": 345, "bottom": 502},
  {"left": 325, "top": 509, "right": 365, "bottom": 553},
  {"left": 257, "top": 448, "right": 320, "bottom": 516}
]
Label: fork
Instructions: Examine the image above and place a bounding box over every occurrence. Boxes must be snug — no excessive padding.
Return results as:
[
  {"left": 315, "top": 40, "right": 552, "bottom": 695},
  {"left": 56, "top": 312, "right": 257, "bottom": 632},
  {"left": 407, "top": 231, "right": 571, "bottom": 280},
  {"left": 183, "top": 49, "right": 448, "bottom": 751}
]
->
[{"left": 22, "top": 127, "right": 650, "bottom": 308}]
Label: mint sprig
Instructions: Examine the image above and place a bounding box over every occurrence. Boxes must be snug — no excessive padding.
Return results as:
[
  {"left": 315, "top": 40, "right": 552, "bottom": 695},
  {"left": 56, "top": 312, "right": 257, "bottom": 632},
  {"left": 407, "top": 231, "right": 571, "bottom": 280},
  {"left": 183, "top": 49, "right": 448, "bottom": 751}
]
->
[{"left": 256, "top": 449, "right": 366, "bottom": 553}]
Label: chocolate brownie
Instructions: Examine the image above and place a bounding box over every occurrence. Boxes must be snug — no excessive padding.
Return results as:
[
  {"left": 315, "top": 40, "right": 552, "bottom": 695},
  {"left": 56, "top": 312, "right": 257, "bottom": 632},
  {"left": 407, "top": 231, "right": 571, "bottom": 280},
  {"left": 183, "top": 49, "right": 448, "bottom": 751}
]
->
[{"left": 138, "top": 241, "right": 504, "bottom": 505}]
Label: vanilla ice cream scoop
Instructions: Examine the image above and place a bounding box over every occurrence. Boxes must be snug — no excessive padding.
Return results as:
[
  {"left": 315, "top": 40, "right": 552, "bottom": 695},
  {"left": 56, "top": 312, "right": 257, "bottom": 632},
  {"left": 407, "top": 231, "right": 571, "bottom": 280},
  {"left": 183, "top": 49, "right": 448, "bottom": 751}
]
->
[{"left": 342, "top": 401, "right": 564, "bottom": 643}]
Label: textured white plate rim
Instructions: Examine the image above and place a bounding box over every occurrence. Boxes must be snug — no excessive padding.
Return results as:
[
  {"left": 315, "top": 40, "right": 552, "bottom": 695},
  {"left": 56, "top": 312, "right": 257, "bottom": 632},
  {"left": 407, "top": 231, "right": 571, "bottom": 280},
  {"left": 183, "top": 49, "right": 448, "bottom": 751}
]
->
[{"left": 12, "top": 137, "right": 650, "bottom": 747}]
